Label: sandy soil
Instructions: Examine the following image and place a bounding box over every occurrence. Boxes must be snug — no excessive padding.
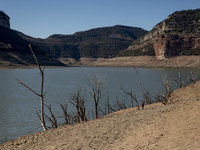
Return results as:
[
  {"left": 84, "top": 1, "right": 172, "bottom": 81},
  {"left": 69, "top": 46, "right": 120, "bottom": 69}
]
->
[{"left": 1, "top": 80, "right": 200, "bottom": 149}]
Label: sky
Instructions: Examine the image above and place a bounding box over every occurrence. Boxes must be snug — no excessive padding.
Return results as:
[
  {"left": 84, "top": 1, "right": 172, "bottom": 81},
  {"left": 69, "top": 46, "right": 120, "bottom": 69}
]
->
[{"left": 1, "top": 0, "right": 200, "bottom": 38}]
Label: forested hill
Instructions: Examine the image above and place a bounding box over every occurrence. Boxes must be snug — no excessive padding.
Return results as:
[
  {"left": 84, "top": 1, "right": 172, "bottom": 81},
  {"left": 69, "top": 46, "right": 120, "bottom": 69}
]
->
[{"left": 17, "top": 25, "right": 148, "bottom": 59}]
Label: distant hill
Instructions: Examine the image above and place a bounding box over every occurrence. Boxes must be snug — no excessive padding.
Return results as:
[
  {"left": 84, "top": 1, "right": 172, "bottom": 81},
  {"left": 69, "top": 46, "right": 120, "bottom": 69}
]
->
[
  {"left": 17, "top": 25, "right": 148, "bottom": 59},
  {"left": 118, "top": 9, "right": 200, "bottom": 59},
  {"left": 0, "top": 26, "right": 64, "bottom": 66},
  {"left": 0, "top": 26, "right": 44, "bottom": 54}
]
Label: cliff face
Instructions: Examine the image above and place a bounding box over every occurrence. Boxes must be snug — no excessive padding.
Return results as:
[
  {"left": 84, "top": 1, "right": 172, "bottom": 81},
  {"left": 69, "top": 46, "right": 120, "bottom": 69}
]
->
[
  {"left": 153, "top": 34, "right": 200, "bottom": 59},
  {"left": 0, "top": 11, "right": 10, "bottom": 29},
  {"left": 125, "top": 9, "right": 200, "bottom": 59}
]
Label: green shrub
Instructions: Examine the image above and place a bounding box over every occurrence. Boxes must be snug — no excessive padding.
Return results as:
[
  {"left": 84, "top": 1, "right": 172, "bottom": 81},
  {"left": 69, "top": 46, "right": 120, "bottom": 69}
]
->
[
  {"left": 117, "top": 44, "right": 155, "bottom": 56},
  {"left": 180, "top": 48, "right": 200, "bottom": 55}
]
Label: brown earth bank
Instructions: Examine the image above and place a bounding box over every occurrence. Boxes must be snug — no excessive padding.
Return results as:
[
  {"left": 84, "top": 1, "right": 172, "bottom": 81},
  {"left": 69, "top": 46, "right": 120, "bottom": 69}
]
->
[
  {"left": 1, "top": 80, "right": 200, "bottom": 149},
  {"left": 1, "top": 55, "right": 200, "bottom": 69},
  {"left": 59, "top": 56, "right": 200, "bottom": 68}
]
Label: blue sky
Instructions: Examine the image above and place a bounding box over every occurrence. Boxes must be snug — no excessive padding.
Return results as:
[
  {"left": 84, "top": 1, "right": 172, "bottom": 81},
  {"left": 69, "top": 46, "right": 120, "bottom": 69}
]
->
[{"left": 1, "top": 0, "right": 200, "bottom": 38}]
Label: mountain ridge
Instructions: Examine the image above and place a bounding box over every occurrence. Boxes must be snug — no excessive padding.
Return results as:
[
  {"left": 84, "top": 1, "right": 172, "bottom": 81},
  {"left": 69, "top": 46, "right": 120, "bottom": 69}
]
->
[
  {"left": 18, "top": 25, "right": 148, "bottom": 59},
  {"left": 1, "top": 9, "right": 200, "bottom": 67},
  {"left": 119, "top": 9, "right": 200, "bottom": 59}
]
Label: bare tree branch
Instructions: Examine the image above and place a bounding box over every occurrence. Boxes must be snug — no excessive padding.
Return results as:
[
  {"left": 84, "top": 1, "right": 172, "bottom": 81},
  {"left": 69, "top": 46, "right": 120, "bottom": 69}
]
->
[
  {"left": 117, "top": 76, "right": 140, "bottom": 110},
  {"left": 134, "top": 68, "right": 145, "bottom": 108},
  {"left": 15, "top": 78, "right": 40, "bottom": 97},
  {"left": 29, "top": 44, "right": 42, "bottom": 72},
  {"left": 85, "top": 72, "right": 107, "bottom": 118},
  {"left": 16, "top": 44, "right": 47, "bottom": 131}
]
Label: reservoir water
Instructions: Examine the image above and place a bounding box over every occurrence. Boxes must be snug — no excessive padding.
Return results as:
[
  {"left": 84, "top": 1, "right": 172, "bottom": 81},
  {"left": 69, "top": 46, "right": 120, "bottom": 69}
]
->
[{"left": 0, "top": 67, "right": 198, "bottom": 143}]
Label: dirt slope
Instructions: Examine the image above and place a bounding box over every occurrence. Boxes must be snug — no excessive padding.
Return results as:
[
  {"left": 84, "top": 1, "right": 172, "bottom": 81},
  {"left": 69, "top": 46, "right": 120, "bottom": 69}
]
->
[
  {"left": 2, "top": 55, "right": 200, "bottom": 69},
  {"left": 61, "top": 56, "right": 200, "bottom": 68},
  {"left": 1, "top": 80, "right": 200, "bottom": 149}
]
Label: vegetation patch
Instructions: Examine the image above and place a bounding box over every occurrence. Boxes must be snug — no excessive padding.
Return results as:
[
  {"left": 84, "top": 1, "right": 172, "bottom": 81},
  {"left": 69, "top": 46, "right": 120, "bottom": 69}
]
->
[
  {"left": 180, "top": 48, "right": 200, "bottom": 55},
  {"left": 117, "top": 44, "right": 155, "bottom": 56}
]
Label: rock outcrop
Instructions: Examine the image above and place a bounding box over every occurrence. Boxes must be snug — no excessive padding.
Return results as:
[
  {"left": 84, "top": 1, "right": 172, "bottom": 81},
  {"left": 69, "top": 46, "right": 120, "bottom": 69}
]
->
[
  {"left": 0, "top": 11, "right": 10, "bottom": 29},
  {"left": 0, "top": 11, "right": 66, "bottom": 67},
  {"left": 125, "top": 9, "right": 200, "bottom": 60},
  {"left": 154, "top": 34, "right": 200, "bottom": 59}
]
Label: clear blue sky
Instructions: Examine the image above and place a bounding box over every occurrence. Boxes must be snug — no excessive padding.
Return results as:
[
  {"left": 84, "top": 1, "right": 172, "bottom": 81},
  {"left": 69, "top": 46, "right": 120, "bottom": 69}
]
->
[{"left": 1, "top": 0, "right": 200, "bottom": 38}]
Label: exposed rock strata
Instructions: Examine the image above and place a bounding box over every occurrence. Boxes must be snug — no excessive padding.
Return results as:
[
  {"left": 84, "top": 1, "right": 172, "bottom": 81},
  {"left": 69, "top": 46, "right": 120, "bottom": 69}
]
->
[
  {"left": 153, "top": 34, "right": 200, "bottom": 59},
  {"left": 126, "top": 9, "right": 200, "bottom": 60}
]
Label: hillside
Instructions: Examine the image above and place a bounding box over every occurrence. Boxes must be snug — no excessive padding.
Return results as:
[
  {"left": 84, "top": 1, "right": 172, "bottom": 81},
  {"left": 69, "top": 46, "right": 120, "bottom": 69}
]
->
[
  {"left": 17, "top": 25, "right": 148, "bottom": 59},
  {"left": 0, "top": 26, "right": 65, "bottom": 66},
  {"left": 2, "top": 9, "right": 200, "bottom": 68},
  {"left": 0, "top": 26, "right": 44, "bottom": 55},
  {"left": 119, "top": 9, "right": 200, "bottom": 59},
  {"left": 1, "top": 81, "right": 200, "bottom": 149}
]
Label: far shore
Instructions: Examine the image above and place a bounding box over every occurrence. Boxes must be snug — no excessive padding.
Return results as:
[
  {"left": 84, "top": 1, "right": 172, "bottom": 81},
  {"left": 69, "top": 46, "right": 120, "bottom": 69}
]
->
[
  {"left": 1, "top": 56, "right": 200, "bottom": 69},
  {"left": 0, "top": 65, "right": 68, "bottom": 69}
]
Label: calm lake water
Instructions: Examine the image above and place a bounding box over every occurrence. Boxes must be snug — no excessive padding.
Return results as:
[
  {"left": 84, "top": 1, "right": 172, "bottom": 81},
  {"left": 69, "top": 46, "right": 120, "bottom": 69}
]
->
[{"left": 0, "top": 66, "right": 198, "bottom": 143}]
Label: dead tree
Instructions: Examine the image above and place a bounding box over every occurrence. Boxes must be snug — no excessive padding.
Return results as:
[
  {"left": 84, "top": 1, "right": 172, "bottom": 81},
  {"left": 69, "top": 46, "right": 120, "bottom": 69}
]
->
[
  {"left": 70, "top": 84, "right": 87, "bottom": 122},
  {"left": 85, "top": 73, "right": 107, "bottom": 118},
  {"left": 158, "top": 69, "right": 173, "bottom": 105},
  {"left": 134, "top": 68, "right": 145, "bottom": 108},
  {"left": 15, "top": 44, "right": 47, "bottom": 131},
  {"left": 118, "top": 77, "right": 140, "bottom": 110}
]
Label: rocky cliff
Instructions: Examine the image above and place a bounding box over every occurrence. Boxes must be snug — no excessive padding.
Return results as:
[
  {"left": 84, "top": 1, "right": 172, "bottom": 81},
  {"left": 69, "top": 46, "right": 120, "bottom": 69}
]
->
[
  {"left": 153, "top": 34, "right": 200, "bottom": 59},
  {"left": 124, "top": 9, "right": 200, "bottom": 59},
  {"left": 0, "top": 11, "right": 10, "bottom": 29}
]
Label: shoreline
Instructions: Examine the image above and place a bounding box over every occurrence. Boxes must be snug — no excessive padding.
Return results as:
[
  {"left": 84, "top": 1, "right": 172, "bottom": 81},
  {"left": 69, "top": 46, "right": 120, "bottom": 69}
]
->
[
  {"left": 0, "top": 64, "right": 69, "bottom": 69},
  {"left": 1, "top": 81, "right": 200, "bottom": 149},
  {"left": 1, "top": 56, "right": 200, "bottom": 69}
]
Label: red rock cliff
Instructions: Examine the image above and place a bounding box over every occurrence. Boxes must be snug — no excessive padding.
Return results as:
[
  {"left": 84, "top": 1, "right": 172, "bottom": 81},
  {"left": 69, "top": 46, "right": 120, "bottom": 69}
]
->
[{"left": 153, "top": 34, "right": 200, "bottom": 59}]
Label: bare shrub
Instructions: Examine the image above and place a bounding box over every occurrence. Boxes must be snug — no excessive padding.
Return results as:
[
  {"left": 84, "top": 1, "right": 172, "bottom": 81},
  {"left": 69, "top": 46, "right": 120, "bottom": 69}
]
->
[
  {"left": 173, "top": 69, "right": 185, "bottom": 88},
  {"left": 98, "top": 92, "right": 111, "bottom": 116},
  {"left": 157, "top": 70, "right": 173, "bottom": 105},
  {"left": 134, "top": 68, "right": 145, "bottom": 108},
  {"left": 99, "top": 93, "right": 131, "bottom": 115},
  {"left": 118, "top": 77, "right": 140, "bottom": 110},
  {"left": 173, "top": 69, "right": 200, "bottom": 89},
  {"left": 117, "top": 68, "right": 148, "bottom": 110},
  {"left": 154, "top": 93, "right": 168, "bottom": 105},
  {"left": 85, "top": 72, "right": 107, "bottom": 118},
  {"left": 42, "top": 104, "right": 58, "bottom": 129},
  {"left": 70, "top": 84, "right": 87, "bottom": 122},
  {"left": 60, "top": 103, "right": 73, "bottom": 125},
  {"left": 188, "top": 71, "right": 199, "bottom": 84},
  {"left": 143, "top": 88, "right": 154, "bottom": 105}
]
